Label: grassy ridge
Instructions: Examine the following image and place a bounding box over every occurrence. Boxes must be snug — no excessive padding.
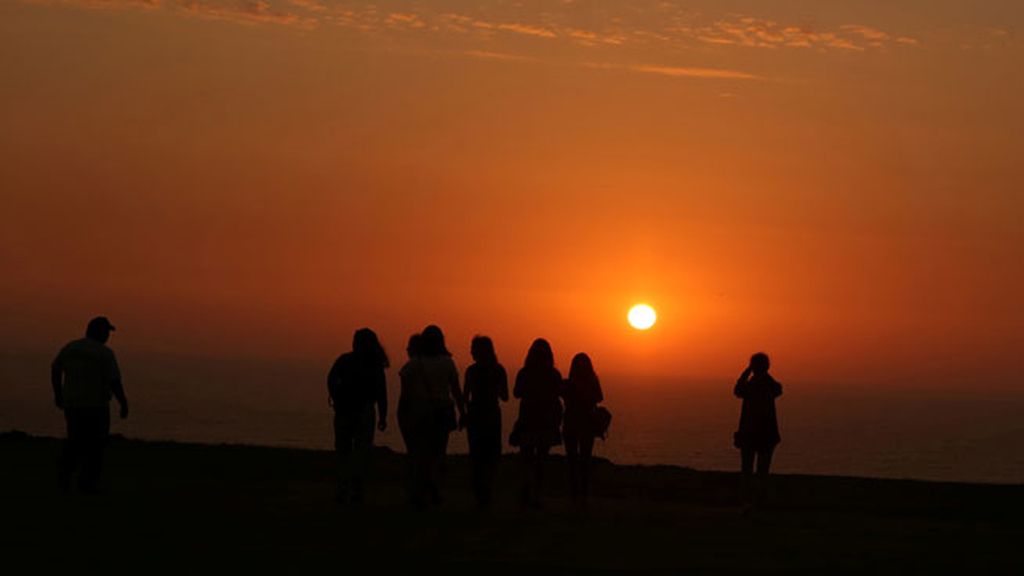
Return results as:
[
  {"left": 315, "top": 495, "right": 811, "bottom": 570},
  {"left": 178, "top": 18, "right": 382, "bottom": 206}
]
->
[{"left": 1, "top": 431, "right": 1020, "bottom": 574}]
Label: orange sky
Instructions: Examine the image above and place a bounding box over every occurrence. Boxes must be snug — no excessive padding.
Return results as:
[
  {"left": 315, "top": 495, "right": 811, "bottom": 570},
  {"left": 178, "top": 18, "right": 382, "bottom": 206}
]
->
[{"left": 1, "top": 0, "right": 1021, "bottom": 387}]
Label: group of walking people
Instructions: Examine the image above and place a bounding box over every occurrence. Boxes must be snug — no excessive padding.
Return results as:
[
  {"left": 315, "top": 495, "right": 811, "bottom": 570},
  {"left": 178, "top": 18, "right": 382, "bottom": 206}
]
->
[
  {"left": 327, "top": 325, "right": 609, "bottom": 508},
  {"left": 50, "top": 316, "right": 782, "bottom": 509}
]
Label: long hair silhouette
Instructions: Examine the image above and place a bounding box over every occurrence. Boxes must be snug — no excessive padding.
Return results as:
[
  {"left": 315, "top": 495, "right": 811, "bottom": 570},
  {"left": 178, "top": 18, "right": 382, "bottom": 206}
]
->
[
  {"left": 568, "top": 352, "right": 599, "bottom": 391},
  {"left": 470, "top": 335, "right": 498, "bottom": 366},
  {"left": 420, "top": 325, "right": 451, "bottom": 357},
  {"left": 523, "top": 338, "right": 554, "bottom": 371}
]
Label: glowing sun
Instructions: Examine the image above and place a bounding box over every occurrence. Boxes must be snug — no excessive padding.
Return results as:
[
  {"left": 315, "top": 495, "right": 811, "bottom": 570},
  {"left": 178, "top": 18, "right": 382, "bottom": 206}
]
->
[{"left": 628, "top": 304, "right": 657, "bottom": 330}]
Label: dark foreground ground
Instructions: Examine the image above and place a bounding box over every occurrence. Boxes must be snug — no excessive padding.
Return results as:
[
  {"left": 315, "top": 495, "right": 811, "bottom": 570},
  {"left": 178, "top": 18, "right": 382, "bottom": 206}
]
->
[{"left": 2, "top": 431, "right": 1021, "bottom": 574}]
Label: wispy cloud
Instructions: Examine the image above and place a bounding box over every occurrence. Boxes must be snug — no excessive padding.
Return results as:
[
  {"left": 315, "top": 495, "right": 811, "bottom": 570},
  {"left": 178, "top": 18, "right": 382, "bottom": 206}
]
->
[
  {"left": 461, "top": 50, "right": 540, "bottom": 63},
  {"left": 24, "top": 0, "right": 316, "bottom": 27},
  {"left": 26, "top": 1, "right": 922, "bottom": 53},
  {"left": 176, "top": 0, "right": 316, "bottom": 27},
  {"left": 384, "top": 12, "right": 426, "bottom": 30},
  {"left": 22, "top": 0, "right": 925, "bottom": 79},
  {"left": 288, "top": 0, "right": 323, "bottom": 12},
  {"left": 680, "top": 17, "right": 916, "bottom": 52},
  {"left": 22, "top": 0, "right": 163, "bottom": 9},
  {"left": 631, "top": 64, "right": 759, "bottom": 80}
]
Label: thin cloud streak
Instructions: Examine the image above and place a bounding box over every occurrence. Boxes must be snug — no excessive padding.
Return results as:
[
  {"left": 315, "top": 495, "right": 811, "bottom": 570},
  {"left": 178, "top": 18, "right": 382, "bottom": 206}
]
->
[{"left": 631, "top": 64, "right": 760, "bottom": 80}]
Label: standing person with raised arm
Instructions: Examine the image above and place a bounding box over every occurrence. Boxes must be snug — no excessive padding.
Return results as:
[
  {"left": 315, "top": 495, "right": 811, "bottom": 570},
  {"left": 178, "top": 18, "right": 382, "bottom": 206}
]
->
[
  {"left": 327, "top": 328, "right": 388, "bottom": 504},
  {"left": 733, "top": 352, "right": 783, "bottom": 507},
  {"left": 52, "top": 316, "right": 129, "bottom": 494}
]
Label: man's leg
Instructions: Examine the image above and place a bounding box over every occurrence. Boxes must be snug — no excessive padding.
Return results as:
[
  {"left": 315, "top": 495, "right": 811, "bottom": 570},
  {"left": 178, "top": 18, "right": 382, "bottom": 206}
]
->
[
  {"left": 334, "top": 415, "right": 354, "bottom": 502},
  {"left": 755, "top": 447, "right": 776, "bottom": 504},
  {"left": 59, "top": 409, "right": 83, "bottom": 492},
  {"left": 739, "top": 448, "right": 756, "bottom": 506},
  {"left": 78, "top": 407, "right": 110, "bottom": 493},
  {"left": 350, "top": 409, "right": 375, "bottom": 503}
]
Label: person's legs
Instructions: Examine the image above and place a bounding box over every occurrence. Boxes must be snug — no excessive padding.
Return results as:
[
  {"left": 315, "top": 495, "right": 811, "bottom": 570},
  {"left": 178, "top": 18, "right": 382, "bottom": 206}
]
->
[
  {"left": 739, "top": 447, "right": 756, "bottom": 506},
  {"left": 468, "top": 423, "right": 485, "bottom": 507},
  {"left": 350, "top": 408, "right": 376, "bottom": 503},
  {"left": 756, "top": 447, "right": 775, "bottom": 476},
  {"left": 482, "top": 454, "right": 499, "bottom": 508},
  {"left": 740, "top": 448, "right": 755, "bottom": 475},
  {"left": 520, "top": 445, "right": 536, "bottom": 507},
  {"left": 532, "top": 445, "right": 549, "bottom": 507},
  {"left": 59, "top": 409, "right": 84, "bottom": 492},
  {"left": 431, "top": 428, "right": 450, "bottom": 505},
  {"left": 78, "top": 407, "right": 110, "bottom": 493},
  {"left": 564, "top": 434, "right": 580, "bottom": 501},
  {"left": 753, "top": 446, "right": 775, "bottom": 505},
  {"left": 579, "top": 435, "right": 595, "bottom": 503},
  {"left": 334, "top": 414, "right": 355, "bottom": 502}
]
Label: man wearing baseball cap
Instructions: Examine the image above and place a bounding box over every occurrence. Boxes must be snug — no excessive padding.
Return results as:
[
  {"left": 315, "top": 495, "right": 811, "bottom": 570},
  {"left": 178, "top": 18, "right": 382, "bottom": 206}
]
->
[{"left": 51, "top": 316, "right": 129, "bottom": 493}]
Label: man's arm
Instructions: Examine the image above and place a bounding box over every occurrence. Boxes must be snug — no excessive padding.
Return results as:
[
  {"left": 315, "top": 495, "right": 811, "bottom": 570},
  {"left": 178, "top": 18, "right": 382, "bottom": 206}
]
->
[
  {"left": 111, "top": 378, "right": 129, "bottom": 419},
  {"left": 51, "top": 358, "right": 64, "bottom": 409},
  {"left": 327, "top": 360, "right": 339, "bottom": 408},
  {"left": 108, "top": 352, "right": 128, "bottom": 419}
]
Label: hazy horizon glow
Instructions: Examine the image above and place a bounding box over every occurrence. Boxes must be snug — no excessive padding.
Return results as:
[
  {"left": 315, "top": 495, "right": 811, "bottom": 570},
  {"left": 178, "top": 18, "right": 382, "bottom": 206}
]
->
[{"left": 2, "top": 0, "right": 1022, "bottom": 388}]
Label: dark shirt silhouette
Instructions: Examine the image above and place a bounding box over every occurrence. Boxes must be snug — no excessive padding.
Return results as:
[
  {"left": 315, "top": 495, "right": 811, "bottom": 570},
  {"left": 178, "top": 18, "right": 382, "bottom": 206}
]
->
[
  {"left": 327, "top": 328, "right": 388, "bottom": 504},
  {"left": 51, "top": 316, "right": 128, "bottom": 493},
  {"left": 514, "top": 365, "right": 563, "bottom": 449},
  {"left": 328, "top": 352, "right": 387, "bottom": 418},
  {"left": 561, "top": 371, "right": 603, "bottom": 440},
  {"left": 465, "top": 362, "right": 509, "bottom": 455},
  {"left": 734, "top": 373, "right": 782, "bottom": 451}
]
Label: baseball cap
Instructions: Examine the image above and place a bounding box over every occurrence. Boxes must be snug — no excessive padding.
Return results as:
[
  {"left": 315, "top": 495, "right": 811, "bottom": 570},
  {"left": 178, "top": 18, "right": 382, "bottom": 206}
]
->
[{"left": 87, "top": 316, "right": 117, "bottom": 333}]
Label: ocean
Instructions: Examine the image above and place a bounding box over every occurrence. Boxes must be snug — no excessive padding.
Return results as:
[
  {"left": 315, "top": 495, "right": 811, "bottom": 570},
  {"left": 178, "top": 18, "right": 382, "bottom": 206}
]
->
[{"left": 4, "top": 352, "right": 1023, "bottom": 484}]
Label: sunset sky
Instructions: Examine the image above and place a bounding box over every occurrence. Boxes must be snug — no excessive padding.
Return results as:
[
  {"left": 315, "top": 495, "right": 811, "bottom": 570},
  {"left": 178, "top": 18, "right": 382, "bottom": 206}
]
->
[{"left": 2, "top": 0, "right": 1021, "bottom": 387}]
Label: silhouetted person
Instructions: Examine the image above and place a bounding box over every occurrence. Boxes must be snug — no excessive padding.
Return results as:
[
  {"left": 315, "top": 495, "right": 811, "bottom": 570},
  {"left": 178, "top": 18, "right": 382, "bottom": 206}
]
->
[
  {"left": 397, "top": 333, "right": 426, "bottom": 504},
  {"left": 561, "top": 352, "right": 604, "bottom": 506},
  {"left": 52, "top": 316, "right": 129, "bottom": 494},
  {"left": 513, "top": 338, "right": 563, "bottom": 508},
  {"left": 327, "top": 328, "right": 388, "bottom": 504},
  {"left": 398, "top": 325, "right": 464, "bottom": 506},
  {"left": 398, "top": 333, "right": 423, "bottom": 459},
  {"left": 733, "top": 352, "right": 782, "bottom": 506},
  {"left": 462, "top": 336, "right": 508, "bottom": 508}
]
